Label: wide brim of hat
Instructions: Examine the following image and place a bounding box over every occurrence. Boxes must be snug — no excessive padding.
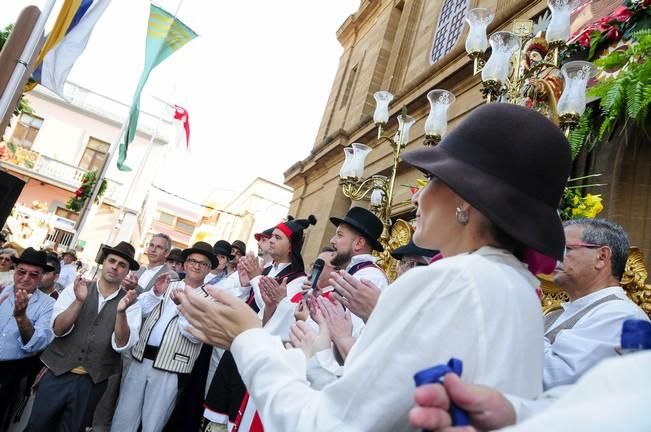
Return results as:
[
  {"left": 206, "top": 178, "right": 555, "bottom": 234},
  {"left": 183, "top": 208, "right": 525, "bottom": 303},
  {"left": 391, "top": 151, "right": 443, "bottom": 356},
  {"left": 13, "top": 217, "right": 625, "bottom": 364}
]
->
[
  {"left": 182, "top": 248, "right": 218, "bottom": 269},
  {"left": 391, "top": 243, "right": 439, "bottom": 260},
  {"left": 330, "top": 216, "right": 385, "bottom": 252},
  {"left": 62, "top": 251, "right": 77, "bottom": 259},
  {"left": 11, "top": 256, "right": 55, "bottom": 273},
  {"left": 102, "top": 246, "right": 140, "bottom": 270},
  {"left": 401, "top": 145, "right": 565, "bottom": 260}
]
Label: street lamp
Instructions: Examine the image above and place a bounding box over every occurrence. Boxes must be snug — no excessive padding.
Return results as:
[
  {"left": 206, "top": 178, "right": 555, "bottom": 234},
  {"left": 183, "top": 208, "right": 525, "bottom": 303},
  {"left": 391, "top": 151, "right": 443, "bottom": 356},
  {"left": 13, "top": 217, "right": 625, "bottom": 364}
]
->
[{"left": 338, "top": 89, "right": 455, "bottom": 275}]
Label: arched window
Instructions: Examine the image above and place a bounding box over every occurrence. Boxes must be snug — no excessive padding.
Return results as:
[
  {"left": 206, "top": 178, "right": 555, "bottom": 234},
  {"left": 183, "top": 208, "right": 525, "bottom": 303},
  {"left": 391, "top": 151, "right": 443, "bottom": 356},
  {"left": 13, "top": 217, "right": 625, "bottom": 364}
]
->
[{"left": 429, "top": 0, "right": 469, "bottom": 64}]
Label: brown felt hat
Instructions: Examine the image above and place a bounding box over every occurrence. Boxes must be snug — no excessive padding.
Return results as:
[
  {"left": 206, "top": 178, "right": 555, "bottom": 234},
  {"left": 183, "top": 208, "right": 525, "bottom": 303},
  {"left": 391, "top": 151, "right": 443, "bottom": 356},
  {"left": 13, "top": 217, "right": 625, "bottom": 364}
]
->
[
  {"left": 102, "top": 241, "right": 140, "bottom": 270},
  {"left": 401, "top": 103, "right": 571, "bottom": 260}
]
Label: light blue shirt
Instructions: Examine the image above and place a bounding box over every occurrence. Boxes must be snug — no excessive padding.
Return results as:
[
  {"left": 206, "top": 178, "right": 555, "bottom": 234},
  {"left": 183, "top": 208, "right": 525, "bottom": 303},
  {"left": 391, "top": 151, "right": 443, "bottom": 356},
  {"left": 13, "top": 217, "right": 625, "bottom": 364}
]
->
[{"left": 0, "top": 285, "right": 55, "bottom": 360}]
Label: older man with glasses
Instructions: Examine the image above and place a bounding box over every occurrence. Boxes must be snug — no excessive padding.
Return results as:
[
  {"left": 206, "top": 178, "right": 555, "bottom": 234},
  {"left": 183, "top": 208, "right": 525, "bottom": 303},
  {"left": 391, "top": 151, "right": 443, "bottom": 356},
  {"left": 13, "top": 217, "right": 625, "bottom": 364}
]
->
[
  {"left": 0, "top": 248, "right": 55, "bottom": 429},
  {"left": 111, "top": 241, "right": 216, "bottom": 432},
  {"left": 544, "top": 218, "right": 649, "bottom": 390},
  {"left": 0, "top": 247, "right": 18, "bottom": 287}
]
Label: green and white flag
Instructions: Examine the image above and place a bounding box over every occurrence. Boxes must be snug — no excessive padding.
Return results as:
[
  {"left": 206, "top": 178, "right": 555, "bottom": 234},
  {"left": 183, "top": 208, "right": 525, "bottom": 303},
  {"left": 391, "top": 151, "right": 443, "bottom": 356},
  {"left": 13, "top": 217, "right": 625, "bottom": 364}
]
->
[{"left": 117, "top": 4, "right": 197, "bottom": 170}]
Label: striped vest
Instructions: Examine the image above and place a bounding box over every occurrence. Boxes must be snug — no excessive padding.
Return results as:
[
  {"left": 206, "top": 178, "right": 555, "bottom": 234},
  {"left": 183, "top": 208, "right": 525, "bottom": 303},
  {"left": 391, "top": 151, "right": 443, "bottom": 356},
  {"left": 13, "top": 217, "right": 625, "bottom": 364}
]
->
[{"left": 131, "top": 281, "right": 208, "bottom": 374}]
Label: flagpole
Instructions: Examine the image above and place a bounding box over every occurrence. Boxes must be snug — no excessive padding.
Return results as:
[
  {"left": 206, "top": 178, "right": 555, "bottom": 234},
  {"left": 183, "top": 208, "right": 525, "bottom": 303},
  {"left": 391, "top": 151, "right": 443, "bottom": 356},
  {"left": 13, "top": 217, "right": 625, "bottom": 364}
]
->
[
  {"left": 105, "top": 84, "right": 176, "bottom": 246},
  {"left": 72, "top": 0, "right": 187, "bottom": 248},
  {"left": 0, "top": 0, "right": 57, "bottom": 125}
]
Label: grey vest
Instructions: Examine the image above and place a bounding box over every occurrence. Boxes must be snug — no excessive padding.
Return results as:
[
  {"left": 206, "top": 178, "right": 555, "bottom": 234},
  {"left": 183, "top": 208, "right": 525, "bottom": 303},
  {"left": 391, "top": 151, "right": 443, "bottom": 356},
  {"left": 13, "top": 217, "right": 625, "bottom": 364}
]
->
[
  {"left": 41, "top": 282, "right": 126, "bottom": 384},
  {"left": 131, "top": 281, "right": 206, "bottom": 374}
]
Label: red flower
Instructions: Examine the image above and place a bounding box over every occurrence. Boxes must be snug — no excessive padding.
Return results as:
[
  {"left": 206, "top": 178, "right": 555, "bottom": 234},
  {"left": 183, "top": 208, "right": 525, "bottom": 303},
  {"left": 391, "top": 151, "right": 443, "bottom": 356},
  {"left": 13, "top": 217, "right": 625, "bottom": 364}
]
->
[
  {"left": 611, "top": 6, "right": 633, "bottom": 23},
  {"left": 605, "top": 26, "right": 622, "bottom": 41},
  {"left": 578, "top": 30, "right": 592, "bottom": 48}
]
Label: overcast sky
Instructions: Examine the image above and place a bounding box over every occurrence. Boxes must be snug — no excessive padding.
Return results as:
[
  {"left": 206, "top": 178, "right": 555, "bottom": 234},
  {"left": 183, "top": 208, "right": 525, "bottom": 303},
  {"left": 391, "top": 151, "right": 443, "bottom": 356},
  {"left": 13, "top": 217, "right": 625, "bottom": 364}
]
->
[{"left": 3, "top": 0, "right": 359, "bottom": 203}]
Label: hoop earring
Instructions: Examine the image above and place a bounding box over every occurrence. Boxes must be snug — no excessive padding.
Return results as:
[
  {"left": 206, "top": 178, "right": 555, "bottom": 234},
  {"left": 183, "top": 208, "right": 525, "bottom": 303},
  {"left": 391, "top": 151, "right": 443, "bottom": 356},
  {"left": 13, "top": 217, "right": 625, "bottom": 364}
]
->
[{"left": 455, "top": 207, "right": 469, "bottom": 226}]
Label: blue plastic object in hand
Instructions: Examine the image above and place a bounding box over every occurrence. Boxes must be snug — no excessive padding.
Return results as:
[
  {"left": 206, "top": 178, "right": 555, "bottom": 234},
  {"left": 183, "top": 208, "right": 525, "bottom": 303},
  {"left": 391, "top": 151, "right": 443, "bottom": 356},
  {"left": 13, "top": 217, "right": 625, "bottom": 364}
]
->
[{"left": 413, "top": 358, "right": 471, "bottom": 428}]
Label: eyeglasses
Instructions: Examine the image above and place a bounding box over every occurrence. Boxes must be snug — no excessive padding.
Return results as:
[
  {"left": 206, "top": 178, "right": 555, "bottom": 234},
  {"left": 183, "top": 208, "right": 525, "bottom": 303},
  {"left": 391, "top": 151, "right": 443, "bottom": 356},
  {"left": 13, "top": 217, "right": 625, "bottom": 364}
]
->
[
  {"left": 185, "top": 258, "right": 210, "bottom": 269},
  {"left": 564, "top": 242, "right": 606, "bottom": 255},
  {"left": 15, "top": 268, "right": 43, "bottom": 279}
]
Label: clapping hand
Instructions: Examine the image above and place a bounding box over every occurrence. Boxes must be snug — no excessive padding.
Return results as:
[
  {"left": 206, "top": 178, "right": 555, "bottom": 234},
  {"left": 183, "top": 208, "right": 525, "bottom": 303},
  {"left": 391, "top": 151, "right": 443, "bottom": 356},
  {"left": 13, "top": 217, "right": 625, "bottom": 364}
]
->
[
  {"left": 240, "top": 255, "right": 263, "bottom": 279},
  {"left": 73, "top": 275, "right": 88, "bottom": 304},
  {"left": 117, "top": 288, "right": 137, "bottom": 312},
  {"left": 259, "top": 276, "right": 287, "bottom": 306},
  {"left": 237, "top": 262, "right": 251, "bottom": 287},
  {"left": 287, "top": 307, "right": 331, "bottom": 359},
  {"left": 13, "top": 288, "right": 32, "bottom": 317},
  {"left": 329, "top": 271, "right": 380, "bottom": 322},
  {"left": 294, "top": 296, "right": 310, "bottom": 321},
  {"left": 121, "top": 272, "right": 138, "bottom": 291},
  {"left": 317, "top": 297, "right": 352, "bottom": 343},
  {"left": 153, "top": 273, "right": 171, "bottom": 297}
]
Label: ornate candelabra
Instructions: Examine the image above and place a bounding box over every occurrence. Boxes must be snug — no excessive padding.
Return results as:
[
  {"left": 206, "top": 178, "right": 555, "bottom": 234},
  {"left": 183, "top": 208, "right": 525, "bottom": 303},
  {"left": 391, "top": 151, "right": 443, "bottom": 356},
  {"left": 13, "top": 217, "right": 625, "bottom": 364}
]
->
[
  {"left": 465, "top": 1, "right": 596, "bottom": 135},
  {"left": 338, "top": 89, "right": 454, "bottom": 278}
]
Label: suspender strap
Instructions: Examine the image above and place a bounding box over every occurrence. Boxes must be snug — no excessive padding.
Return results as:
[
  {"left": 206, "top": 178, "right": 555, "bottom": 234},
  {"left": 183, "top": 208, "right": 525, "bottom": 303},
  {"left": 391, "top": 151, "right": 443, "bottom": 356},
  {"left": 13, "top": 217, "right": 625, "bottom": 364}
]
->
[{"left": 545, "top": 294, "right": 623, "bottom": 344}]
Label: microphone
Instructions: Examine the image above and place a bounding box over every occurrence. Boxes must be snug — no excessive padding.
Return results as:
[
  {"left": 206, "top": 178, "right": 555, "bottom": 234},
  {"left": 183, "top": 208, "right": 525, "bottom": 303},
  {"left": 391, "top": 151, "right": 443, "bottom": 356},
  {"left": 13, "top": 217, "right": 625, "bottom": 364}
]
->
[{"left": 309, "top": 258, "right": 325, "bottom": 288}]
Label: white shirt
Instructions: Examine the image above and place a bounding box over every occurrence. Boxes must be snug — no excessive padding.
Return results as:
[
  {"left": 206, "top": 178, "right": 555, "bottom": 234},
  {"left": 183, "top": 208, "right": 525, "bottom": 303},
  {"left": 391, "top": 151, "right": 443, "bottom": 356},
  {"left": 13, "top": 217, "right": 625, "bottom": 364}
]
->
[
  {"left": 544, "top": 286, "right": 649, "bottom": 389},
  {"left": 345, "top": 254, "right": 389, "bottom": 291},
  {"left": 138, "top": 264, "right": 164, "bottom": 291},
  {"left": 138, "top": 280, "right": 201, "bottom": 345},
  {"left": 231, "top": 246, "right": 544, "bottom": 431},
  {"left": 58, "top": 263, "right": 77, "bottom": 290},
  {"left": 52, "top": 282, "right": 141, "bottom": 352},
  {"left": 502, "top": 352, "right": 651, "bottom": 431}
]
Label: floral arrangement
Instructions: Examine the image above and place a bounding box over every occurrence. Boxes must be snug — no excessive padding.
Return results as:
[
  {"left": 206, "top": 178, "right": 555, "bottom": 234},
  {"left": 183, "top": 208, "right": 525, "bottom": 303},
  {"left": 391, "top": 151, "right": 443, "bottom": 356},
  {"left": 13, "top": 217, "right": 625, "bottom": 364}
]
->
[
  {"left": 65, "top": 170, "right": 108, "bottom": 212},
  {"left": 565, "top": 1, "right": 650, "bottom": 155}
]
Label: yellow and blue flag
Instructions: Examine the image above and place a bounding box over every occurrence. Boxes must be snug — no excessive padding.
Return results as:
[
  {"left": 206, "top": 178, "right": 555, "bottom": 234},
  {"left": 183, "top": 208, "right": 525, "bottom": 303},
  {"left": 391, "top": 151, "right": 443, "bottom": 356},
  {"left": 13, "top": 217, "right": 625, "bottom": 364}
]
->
[{"left": 118, "top": 4, "right": 197, "bottom": 171}]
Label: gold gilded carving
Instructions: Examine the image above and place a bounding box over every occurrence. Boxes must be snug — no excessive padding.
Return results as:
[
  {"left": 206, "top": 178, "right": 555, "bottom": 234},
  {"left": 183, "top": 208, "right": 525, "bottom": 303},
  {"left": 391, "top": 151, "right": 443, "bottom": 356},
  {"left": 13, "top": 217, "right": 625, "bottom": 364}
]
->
[{"left": 373, "top": 219, "right": 412, "bottom": 282}]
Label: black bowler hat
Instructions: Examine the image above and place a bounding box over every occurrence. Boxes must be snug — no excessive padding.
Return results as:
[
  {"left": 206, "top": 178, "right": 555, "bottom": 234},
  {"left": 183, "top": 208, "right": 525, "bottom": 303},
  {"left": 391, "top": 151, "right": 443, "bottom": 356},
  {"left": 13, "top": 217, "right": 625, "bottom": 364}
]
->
[
  {"left": 12, "top": 247, "right": 55, "bottom": 272},
  {"left": 401, "top": 103, "right": 571, "bottom": 260},
  {"left": 391, "top": 240, "right": 439, "bottom": 260},
  {"left": 183, "top": 241, "right": 218, "bottom": 269},
  {"left": 102, "top": 241, "right": 140, "bottom": 270},
  {"left": 166, "top": 248, "right": 184, "bottom": 263},
  {"left": 254, "top": 227, "right": 274, "bottom": 241},
  {"left": 330, "top": 207, "right": 384, "bottom": 252},
  {"left": 212, "top": 240, "right": 234, "bottom": 260}
]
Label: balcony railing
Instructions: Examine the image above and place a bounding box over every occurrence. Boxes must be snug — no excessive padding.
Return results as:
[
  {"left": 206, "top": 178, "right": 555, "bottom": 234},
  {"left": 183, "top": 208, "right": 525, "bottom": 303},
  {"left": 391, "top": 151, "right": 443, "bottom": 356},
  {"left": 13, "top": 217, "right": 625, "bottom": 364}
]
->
[{"left": 0, "top": 143, "right": 122, "bottom": 203}]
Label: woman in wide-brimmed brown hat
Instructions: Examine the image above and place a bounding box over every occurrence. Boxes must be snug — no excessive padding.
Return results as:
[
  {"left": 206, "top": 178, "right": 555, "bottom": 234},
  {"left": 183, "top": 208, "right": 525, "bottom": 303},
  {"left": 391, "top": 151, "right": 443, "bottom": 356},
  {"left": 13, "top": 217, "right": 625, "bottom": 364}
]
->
[{"left": 175, "top": 103, "right": 571, "bottom": 431}]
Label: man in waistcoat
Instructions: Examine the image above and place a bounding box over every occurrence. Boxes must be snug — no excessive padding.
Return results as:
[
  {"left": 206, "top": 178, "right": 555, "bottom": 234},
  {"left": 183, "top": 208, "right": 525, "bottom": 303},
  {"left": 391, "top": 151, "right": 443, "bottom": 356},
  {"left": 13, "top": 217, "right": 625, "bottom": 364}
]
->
[
  {"left": 111, "top": 241, "right": 216, "bottom": 432},
  {"left": 543, "top": 218, "right": 648, "bottom": 390},
  {"left": 25, "top": 241, "right": 141, "bottom": 432}
]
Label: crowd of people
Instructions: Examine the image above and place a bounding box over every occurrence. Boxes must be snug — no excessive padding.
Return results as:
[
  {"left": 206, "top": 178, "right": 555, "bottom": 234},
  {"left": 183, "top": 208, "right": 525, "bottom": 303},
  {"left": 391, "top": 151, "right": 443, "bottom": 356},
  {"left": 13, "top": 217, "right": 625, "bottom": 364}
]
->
[{"left": 0, "top": 103, "right": 649, "bottom": 431}]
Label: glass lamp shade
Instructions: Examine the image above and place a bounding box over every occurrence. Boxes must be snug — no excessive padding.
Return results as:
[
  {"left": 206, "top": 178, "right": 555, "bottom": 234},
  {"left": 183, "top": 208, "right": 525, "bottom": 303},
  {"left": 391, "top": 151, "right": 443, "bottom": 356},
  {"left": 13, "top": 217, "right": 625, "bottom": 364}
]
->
[
  {"left": 397, "top": 115, "right": 416, "bottom": 145},
  {"left": 464, "top": 8, "right": 494, "bottom": 54},
  {"left": 424, "top": 89, "right": 455, "bottom": 138},
  {"left": 370, "top": 188, "right": 385, "bottom": 206},
  {"left": 339, "top": 147, "right": 355, "bottom": 178},
  {"left": 557, "top": 61, "right": 597, "bottom": 116},
  {"left": 373, "top": 91, "right": 394, "bottom": 124},
  {"left": 350, "top": 143, "right": 372, "bottom": 178},
  {"left": 481, "top": 31, "right": 521, "bottom": 83},
  {"left": 546, "top": 0, "right": 578, "bottom": 44}
]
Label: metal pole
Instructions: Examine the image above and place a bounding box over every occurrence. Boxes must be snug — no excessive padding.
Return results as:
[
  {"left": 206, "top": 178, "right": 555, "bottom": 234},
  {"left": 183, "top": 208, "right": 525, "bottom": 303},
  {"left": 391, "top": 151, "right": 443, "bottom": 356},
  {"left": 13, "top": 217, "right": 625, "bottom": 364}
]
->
[
  {"left": 0, "top": 0, "right": 57, "bottom": 122},
  {"left": 105, "top": 85, "right": 175, "bottom": 245}
]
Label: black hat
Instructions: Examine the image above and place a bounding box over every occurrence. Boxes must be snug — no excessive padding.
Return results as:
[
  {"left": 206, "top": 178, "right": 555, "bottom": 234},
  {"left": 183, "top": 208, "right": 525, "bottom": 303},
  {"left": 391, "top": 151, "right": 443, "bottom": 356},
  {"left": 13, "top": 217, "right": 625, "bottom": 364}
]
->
[
  {"left": 330, "top": 207, "right": 384, "bottom": 252},
  {"left": 102, "top": 241, "right": 140, "bottom": 270},
  {"left": 401, "top": 104, "right": 571, "bottom": 260},
  {"left": 46, "top": 256, "right": 61, "bottom": 274},
  {"left": 212, "top": 240, "right": 233, "bottom": 260},
  {"left": 12, "top": 247, "right": 55, "bottom": 272},
  {"left": 275, "top": 215, "right": 318, "bottom": 273},
  {"left": 166, "top": 248, "right": 184, "bottom": 263},
  {"left": 183, "top": 241, "right": 218, "bottom": 269},
  {"left": 254, "top": 227, "right": 274, "bottom": 241},
  {"left": 231, "top": 240, "right": 247, "bottom": 256},
  {"left": 391, "top": 240, "right": 439, "bottom": 260}
]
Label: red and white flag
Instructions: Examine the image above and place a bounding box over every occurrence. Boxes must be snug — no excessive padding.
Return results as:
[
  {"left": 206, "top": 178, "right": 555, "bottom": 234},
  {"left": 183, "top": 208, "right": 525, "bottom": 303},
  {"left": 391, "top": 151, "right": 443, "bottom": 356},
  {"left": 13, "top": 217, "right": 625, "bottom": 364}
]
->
[{"left": 173, "top": 104, "right": 191, "bottom": 151}]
